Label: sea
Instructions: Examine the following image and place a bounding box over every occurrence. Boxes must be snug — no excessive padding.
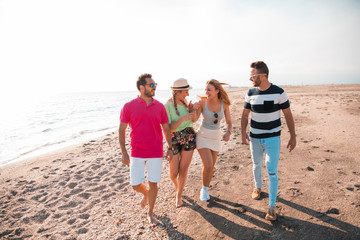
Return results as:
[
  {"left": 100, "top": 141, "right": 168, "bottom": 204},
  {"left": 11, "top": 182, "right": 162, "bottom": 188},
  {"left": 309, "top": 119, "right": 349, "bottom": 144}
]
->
[{"left": 0, "top": 89, "right": 204, "bottom": 167}]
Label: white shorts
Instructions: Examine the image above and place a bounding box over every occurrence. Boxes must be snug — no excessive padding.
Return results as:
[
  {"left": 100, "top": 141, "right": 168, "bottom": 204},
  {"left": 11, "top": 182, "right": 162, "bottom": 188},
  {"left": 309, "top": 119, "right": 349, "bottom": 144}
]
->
[{"left": 130, "top": 157, "right": 162, "bottom": 186}]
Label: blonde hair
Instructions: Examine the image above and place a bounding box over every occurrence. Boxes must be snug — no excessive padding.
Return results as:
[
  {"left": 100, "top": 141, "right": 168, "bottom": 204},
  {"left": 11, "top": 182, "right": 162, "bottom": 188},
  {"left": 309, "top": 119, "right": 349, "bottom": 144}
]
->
[
  {"left": 206, "top": 79, "right": 231, "bottom": 105},
  {"left": 172, "top": 90, "right": 190, "bottom": 116}
]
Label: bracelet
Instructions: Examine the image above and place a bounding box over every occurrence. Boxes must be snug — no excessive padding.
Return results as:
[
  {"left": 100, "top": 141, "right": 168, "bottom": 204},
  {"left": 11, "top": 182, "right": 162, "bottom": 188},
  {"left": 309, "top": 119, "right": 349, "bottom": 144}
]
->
[{"left": 167, "top": 147, "right": 173, "bottom": 151}]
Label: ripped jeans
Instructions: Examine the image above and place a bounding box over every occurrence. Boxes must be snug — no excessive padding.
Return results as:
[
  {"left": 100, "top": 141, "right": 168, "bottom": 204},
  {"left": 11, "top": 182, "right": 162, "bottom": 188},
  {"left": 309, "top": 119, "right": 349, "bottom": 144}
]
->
[{"left": 250, "top": 136, "right": 281, "bottom": 207}]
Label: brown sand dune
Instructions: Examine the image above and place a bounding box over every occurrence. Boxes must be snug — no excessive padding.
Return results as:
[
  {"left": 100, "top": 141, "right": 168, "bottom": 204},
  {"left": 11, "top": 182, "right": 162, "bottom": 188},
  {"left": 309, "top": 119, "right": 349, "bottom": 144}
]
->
[{"left": 0, "top": 84, "right": 359, "bottom": 239}]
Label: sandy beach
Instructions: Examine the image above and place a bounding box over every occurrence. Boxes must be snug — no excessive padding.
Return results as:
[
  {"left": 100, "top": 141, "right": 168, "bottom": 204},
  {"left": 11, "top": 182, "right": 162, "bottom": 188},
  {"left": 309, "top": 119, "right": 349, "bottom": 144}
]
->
[{"left": 1, "top": 84, "right": 359, "bottom": 239}]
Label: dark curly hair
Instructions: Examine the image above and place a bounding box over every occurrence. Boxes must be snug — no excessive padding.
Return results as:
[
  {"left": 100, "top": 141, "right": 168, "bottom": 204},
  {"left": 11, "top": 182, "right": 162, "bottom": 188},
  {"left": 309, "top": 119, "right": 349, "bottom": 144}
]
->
[{"left": 136, "top": 73, "right": 152, "bottom": 90}]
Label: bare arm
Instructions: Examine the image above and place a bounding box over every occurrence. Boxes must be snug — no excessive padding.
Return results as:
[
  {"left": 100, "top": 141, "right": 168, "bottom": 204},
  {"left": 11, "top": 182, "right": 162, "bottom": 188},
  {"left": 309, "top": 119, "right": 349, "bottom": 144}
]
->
[
  {"left": 118, "top": 122, "right": 129, "bottom": 166},
  {"left": 221, "top": 104, "right": 232, "bottom": 141},
  {"left": 282, "top": 107, "right": 296, "bottom": 152},
  {"left": 169, "top": 113, "right": 194, "bottom": 132},
  {"left": 241, "top": 108, "right": 251, "bottom": 145},
  {"left": 192, "top": 100, "right": 204, "bottom": 123},
  {"left": 161, "top": 123, "right": 173, "bottom": 161}
]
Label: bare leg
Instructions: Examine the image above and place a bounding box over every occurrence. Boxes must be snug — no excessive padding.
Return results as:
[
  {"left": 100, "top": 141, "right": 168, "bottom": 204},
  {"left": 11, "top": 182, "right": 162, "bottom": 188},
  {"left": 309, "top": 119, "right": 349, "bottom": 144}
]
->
[
  {"left": 176, "top": 150, "right": 194, "bottom": 207},
  {"left": 210, "top": 150, "right": 219, "bottom": 178},
  {"left": 132, "top": 183, "right": 148, "bottom": 209},
  {"left": 147, "top": 181, "right": 160, "bottom": 226},
  {"left": 198, "top": 148, "right": 219, "bottom": 187},
  {"left": 169, "top": 154, "right": 180, "bottom": 192}
]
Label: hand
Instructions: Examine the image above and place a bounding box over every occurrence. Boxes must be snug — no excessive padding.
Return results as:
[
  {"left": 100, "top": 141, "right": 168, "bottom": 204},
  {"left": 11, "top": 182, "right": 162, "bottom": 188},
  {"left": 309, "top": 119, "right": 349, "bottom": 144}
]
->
[
  {"left": 121, "top": 152, "right": 130, "bottom": 167},
  {"left": 188, "top": 101, "right": 193, "bottom": 111},
  {"left": 241, "top": 133, "right": 250, "bottom": 145},
  {"left": 166, "top": 150, "right": 173, "bottom": 161},
  {"left": 287, "top": 137, "right": 296, "bottom": 152},
  {"left": 192, "top": 101, "right": 200, "bottom": 111},
  {"left": 182, "top": 112, "right": 194, "bottom": 121},
  {"left": 221, "top": 132, "right": 230, "bottom": 142}
]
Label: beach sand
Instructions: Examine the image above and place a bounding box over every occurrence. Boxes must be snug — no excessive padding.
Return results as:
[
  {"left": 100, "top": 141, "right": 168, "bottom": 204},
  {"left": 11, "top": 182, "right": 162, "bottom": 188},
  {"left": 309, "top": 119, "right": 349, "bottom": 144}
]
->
[{"left": 1, "top": 84, "right": 359, "bottom": 239}]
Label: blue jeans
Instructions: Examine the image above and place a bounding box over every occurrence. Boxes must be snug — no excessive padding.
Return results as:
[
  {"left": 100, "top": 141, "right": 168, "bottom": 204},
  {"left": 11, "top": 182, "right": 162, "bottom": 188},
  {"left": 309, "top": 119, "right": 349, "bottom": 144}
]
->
[{"left": 250, "top": 136, "right": 280, "bottom": 207}]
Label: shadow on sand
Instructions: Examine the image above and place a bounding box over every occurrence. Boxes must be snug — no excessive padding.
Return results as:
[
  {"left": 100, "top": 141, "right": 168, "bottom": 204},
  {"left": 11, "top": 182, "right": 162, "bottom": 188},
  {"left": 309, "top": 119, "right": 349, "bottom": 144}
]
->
[
  {"left": 156, "top": 215, "right": 195, "bottom": 240},
  {"left": 183, "top": 194, "right": 360, "bottom": 240}
]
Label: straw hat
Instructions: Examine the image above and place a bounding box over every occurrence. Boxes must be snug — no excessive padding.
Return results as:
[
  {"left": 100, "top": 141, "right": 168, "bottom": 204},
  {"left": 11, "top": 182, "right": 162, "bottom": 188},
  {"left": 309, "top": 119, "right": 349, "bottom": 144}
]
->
[{"left": 171, "top": 78, "right": 192, "bottom": 90}]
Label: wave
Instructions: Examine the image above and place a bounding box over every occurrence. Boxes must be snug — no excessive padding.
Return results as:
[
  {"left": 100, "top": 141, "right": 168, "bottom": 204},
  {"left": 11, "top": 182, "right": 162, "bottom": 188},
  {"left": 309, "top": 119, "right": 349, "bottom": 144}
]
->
[
  {"left": 42, "top": 128, "right": 52, "bottom": 133},
  {"left": 1, "top": 126, "right": 117, "bottom": 167}
]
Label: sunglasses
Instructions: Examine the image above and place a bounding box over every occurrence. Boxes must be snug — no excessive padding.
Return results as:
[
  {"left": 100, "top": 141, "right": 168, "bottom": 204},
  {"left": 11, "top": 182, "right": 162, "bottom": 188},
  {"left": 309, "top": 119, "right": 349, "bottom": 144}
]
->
[
  {"left": 145, "top": 83, "right": 157, "bottom": 88},
  {"left": 214, "top": 113, "right": 218, "bottom": 124},
  {"left": 250, "top": 74, "right": 266, "bottom": 80}
]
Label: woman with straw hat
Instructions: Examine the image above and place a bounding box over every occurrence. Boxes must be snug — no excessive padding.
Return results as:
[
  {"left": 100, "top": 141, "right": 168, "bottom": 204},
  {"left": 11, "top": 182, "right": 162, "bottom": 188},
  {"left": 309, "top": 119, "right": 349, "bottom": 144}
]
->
[
  {"left": 164, "top": 78, "right": 199, "bottom": 207},
  {"left": 195, "top": 79, "right": 232, "bottom": 202}
]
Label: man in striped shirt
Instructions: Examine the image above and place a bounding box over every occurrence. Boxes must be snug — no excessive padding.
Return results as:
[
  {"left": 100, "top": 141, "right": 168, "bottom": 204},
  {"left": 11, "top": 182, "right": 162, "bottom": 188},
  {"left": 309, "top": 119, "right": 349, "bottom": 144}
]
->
[{"left": 241, "top": 61, "right": 296, "bottom": 221}]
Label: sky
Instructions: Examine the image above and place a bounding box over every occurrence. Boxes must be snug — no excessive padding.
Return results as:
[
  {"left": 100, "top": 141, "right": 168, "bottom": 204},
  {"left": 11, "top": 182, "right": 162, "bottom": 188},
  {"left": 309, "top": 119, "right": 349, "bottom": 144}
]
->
[{"left": 0, "top": 0, "right": 360, "bottom": 96}]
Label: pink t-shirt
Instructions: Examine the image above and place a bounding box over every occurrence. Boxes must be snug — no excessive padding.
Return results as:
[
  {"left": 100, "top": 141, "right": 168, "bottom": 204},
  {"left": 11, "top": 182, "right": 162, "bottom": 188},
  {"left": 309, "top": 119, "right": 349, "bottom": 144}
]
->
[{"left": 120, "top": 97, "right": 169, "bottom": 158}]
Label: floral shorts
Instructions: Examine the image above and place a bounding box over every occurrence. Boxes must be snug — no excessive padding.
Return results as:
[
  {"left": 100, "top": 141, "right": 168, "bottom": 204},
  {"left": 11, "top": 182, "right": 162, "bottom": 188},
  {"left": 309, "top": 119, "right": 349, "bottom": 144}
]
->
[{"left": 171, "top": 127, "right": 196, "bottom": 155}]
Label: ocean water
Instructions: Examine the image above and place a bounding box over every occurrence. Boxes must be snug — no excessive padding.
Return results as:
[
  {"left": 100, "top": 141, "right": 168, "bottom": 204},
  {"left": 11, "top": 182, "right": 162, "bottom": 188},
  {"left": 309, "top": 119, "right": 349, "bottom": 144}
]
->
[{"left": 0, "top": 89, "right": 204, "bottom": 166}]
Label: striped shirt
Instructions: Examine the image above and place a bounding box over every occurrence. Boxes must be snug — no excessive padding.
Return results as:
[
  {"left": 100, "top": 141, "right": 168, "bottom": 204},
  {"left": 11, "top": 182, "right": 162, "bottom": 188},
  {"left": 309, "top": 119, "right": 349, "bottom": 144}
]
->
[{"left": 244, "top": 84, "right": 290, "bottom": 139}]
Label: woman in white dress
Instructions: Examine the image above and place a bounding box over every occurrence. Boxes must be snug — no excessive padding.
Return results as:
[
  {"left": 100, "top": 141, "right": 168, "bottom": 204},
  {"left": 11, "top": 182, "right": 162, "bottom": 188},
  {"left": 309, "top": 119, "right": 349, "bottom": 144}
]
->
[{"left": 195, "top": 79, "right": 232, "bottom": 202}]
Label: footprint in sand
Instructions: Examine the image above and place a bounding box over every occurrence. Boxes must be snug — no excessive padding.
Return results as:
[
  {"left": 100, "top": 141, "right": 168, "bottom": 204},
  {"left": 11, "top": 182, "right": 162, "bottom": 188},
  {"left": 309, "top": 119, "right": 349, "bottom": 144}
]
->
[
  {"left": 74, "top": 174, "right": 83, "bottom": 180},
  {"left": 31, "top": 193, "right": 48, "bottom": 202},
  {"left": 78, "top": 193, "right": 91, "bottom": 199},
  {"left": 67, "top": 182, "right": 77, "bottom": 189},
  {"left": 10, "top": 190, "right": 18, "bottom": 196},
  {"left": 88, "top": 185, "right": 106, "bottom": 192},
  {"left": 29, "top": 209, "right": 50, "bottom": 224},
  {"left": 77, "top": 228, "right": 88, "bottom": 234},
  {"left": 91, "top": 164, "right": 102, "bottom": 170},
  {"left": 53, "top": 213, "right": 62, "bottom": 219},
  {"left": 58, "top": 182, "right": 66, "bottom": 186},
  {"left": 85, "top": 176, "right": 100, "bottom": 182},
  {"left": 67, "top": 219, "right": 76, "bottom": 225},
  {"left": 117, "top": 184, "right": 127, "bottom": 190},
  {"left": 79, "top": 213, "right": 90, "bottom": 219},
  {"left": 97, "top": 170, "right": 109, "bottom": 177},
  {"left": 58, "top": 201, "right": 81, "bottom": 209},
  {"left": 287, "top": 188, "right": 302, "bottom": 197},
  {"left": 101, "top": 192, "right": 116, "bottom": 200},
  {"left": 70, "top": 188, "right": 84, "bottom": 195}
]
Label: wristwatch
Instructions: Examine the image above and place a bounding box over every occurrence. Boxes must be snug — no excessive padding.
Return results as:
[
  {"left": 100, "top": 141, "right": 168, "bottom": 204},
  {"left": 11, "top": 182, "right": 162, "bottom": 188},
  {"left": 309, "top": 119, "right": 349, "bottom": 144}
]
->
[{"left": 167, "top": 147, "right": 174, "bottom": 151}]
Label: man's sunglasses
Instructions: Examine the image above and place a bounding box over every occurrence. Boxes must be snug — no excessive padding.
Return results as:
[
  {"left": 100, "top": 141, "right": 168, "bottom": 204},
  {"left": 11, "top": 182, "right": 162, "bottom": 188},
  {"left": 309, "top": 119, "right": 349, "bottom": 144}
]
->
[
  {"left": 250, "top": 74, "right": 266, "bottom": 80},
  {"left": 214, "top": 113, "right": 218, "bottom": 124},
  {"left": 145, "top": 83, "right": 157, "bottom": 88}
]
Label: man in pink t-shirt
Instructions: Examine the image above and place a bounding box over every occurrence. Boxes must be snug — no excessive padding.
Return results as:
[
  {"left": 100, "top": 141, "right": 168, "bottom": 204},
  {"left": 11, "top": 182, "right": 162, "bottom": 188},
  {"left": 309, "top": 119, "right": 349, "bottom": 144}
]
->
[{"left": 118, "top": 73, "right": 173, "bottom": 226}]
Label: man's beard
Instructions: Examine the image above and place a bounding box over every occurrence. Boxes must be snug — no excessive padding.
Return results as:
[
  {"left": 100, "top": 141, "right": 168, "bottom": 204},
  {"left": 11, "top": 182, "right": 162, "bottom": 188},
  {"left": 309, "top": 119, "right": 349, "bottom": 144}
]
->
[
  {"left": 253, "top": 79, "right": 261, "bottom": 87},
  {"left": 144, "top": 88, "right": 155, "bottom": 97}
]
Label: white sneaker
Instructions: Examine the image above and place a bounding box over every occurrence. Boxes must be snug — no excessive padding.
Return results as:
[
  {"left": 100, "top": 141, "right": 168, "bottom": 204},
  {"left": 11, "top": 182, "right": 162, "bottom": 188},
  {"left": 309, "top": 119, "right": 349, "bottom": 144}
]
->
[{"left": 200, "top": 189, "right": 210, "bottom": 202}]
